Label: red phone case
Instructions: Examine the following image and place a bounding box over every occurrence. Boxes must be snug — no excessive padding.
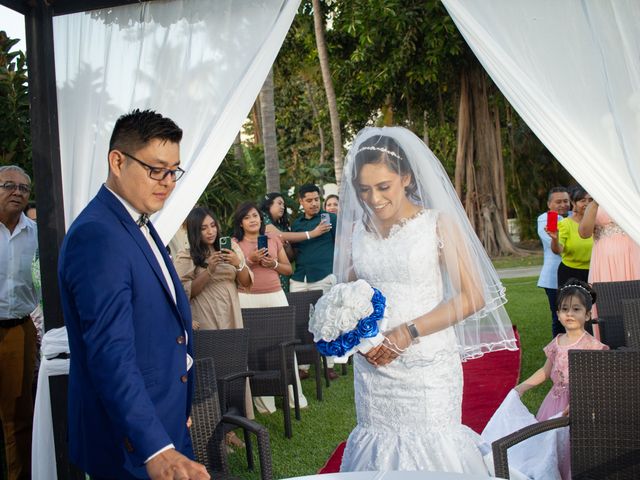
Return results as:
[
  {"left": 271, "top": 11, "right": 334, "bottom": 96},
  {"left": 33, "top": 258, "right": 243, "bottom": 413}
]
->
[{"left": 546, "top": 211, "right": 558, "bottom": 232}]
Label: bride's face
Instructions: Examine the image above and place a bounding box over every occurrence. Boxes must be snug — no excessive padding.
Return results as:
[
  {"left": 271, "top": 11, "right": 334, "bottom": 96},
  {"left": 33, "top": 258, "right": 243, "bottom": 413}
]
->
[{"left": 357, "top": 162, "right": 411, "bottom": 223}]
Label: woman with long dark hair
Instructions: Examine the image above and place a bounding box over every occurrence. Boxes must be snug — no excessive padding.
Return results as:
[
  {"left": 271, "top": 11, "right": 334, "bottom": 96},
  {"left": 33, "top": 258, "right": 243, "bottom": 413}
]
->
[{"left": 174, "top": 206, "right": 252, "bottom": 330}]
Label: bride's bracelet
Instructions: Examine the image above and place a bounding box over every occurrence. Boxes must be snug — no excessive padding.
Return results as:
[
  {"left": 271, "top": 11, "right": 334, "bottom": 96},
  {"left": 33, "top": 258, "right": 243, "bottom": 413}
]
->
[{"left": 383, "top": 337, "right": 408, "bottom": 355}]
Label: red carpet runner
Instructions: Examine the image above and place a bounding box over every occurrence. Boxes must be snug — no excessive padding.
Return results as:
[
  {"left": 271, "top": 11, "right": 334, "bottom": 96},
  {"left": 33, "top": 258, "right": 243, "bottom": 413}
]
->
[{"left": 318, "top": 328, "right": 521, "bottom": 474}]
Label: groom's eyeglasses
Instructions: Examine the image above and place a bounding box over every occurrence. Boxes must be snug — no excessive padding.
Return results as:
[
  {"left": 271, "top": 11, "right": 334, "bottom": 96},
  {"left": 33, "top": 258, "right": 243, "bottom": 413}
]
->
[{"left": 121, "top": 151, "right": 185, "bottom": 182}]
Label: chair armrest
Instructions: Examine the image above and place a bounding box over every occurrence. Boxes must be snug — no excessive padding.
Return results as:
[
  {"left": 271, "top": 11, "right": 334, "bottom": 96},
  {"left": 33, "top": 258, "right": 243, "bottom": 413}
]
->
[
  {"left": 220, "top": 371, "right": 255, "bottom": 383},
  {"left": 220, "top": 371, "right": 255, "bottom": 414},
  {"left": 222, "top": 414, "right": 273, "bottom": 480},
  {"left": 492, "top": 416, "right": 570, "bottom": 479},
  {"left": 280, "top": 339, "right": 302, "bottom": 348}
]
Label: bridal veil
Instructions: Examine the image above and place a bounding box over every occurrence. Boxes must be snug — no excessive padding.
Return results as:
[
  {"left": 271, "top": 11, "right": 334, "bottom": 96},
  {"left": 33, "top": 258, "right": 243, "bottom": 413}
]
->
[{"left": 333, "top": 126, "right": 518, "bottom": 360}]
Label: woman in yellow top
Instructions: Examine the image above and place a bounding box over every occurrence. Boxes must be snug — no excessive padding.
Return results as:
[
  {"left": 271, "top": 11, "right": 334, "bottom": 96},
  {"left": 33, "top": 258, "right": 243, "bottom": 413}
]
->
[{"left": 549, "top": 186, "right": 594, "bottom": 288}]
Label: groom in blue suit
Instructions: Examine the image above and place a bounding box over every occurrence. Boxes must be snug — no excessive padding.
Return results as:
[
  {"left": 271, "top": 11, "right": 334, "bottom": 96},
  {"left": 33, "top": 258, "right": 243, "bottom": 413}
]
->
[{"left": 59, "top": 110, "right": 209, "bottom": 479}]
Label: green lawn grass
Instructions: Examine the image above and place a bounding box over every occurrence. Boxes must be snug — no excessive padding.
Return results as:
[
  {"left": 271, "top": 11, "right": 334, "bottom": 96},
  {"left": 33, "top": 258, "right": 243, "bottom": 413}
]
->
[
  {"left": 491, "top": 253, "right": 544, "bottom": 270},
  {"left": 227, "top": 275, "right": 553, "bottom": 479}
]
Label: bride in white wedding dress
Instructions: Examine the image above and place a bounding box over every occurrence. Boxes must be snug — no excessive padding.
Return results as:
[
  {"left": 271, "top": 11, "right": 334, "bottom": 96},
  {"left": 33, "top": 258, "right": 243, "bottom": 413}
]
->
[{"left": 335, "top": 127, "right": 518, "bottom": 473}]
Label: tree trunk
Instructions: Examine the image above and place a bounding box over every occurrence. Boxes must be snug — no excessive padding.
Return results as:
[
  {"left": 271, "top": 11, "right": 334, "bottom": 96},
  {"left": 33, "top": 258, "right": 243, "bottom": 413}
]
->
[
  {"left": 422, "top": 110, "right": 429, "bottom": 147},
  {"left": 382, "top": 94, "right": 394, "bottom": 126},
  {"left": 251, "top": 102, "right": 262, "bottom": 146},
  {"left": 259, "top": 68, "right": 280, "bottom": 192},
  {"left": 493, "top": 104, "right": 508, "bottom": 228},
  {"left": 312, "top": 0, "right": 343, "bottom": 185},
  {"left": 232, "top": 131, "right": 246, "bottom": 171},
  {"left": 304, "top": 80, "right": 326, "bottom": 164},
  {"left": 455, "top": 66, "right": 526, "bottom": 257}
]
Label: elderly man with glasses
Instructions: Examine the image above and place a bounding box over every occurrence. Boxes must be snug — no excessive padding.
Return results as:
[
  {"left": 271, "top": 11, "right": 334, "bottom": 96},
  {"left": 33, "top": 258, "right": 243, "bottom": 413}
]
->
[
  {"left": 0, "top": 165, "right": 38, "bottom": 480},
  {"left": 58, "top": 109, "right": 209, "bottom": 480}
]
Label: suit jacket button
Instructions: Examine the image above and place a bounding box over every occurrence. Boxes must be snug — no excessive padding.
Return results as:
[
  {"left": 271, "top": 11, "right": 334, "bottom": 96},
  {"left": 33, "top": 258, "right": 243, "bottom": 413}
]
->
[
  {"left": 124, "top": 437, "right": 134, "bottom": 453},
  {"left": 180, "top": 374, "right": 188, "bottom": 383},
  {"left": 176, "top": 335, "right": 185, "bottom": 344}
]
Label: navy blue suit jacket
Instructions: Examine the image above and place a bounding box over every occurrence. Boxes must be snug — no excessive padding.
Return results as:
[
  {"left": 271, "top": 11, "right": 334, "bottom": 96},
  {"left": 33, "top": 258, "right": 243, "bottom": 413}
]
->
[{"left": 59, "top": 186, "right": 194, "bottom": 478}]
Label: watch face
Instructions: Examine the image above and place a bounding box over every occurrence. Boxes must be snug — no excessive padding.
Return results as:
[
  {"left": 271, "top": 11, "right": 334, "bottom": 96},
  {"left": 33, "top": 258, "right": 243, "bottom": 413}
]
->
[{"left": 407, "top": 323, "right": 420, "bottom": 339}]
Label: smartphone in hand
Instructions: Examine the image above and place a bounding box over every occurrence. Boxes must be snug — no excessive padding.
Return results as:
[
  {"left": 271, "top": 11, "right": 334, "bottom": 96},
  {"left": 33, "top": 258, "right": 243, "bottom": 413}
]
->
[
  {"left": 546, "top": 211, "right": 558, "bottom": 232},
  {"left": 320, "top": 212, "right": 331, "bottom": 225},
  {"left": 219, "top": 236, "right": 232, "bottom": 251},
  {"left": 257, "top": 234, "right": 269, "bottom": 251}
]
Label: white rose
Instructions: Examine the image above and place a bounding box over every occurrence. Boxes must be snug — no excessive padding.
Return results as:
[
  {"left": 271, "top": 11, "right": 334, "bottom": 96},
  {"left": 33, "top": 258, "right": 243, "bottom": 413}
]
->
[
  {"left": 336, "top": 307, "right": 358, "bottom": 331},
  {"left": 320, "top": 321, "right": 340, "bottom": 342}
]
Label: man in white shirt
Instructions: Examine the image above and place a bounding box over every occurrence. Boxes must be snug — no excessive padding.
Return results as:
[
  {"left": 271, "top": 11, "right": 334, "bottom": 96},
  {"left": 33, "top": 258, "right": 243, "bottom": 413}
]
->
[
  {"left": 537, "top": 186, "right": 571, "bottom": 338},
  {"left": 0, "top": 165, "right": 38, "bottom": 480},
  {"left": 58, "top": 110, "right": 209, "bottom": 480}
]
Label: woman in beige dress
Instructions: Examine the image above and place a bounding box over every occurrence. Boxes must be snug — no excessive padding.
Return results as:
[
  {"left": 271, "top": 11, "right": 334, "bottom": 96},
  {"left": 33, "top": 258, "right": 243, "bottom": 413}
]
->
[{"left": 173, "top": 206, "right": 253, "bottom": 448}]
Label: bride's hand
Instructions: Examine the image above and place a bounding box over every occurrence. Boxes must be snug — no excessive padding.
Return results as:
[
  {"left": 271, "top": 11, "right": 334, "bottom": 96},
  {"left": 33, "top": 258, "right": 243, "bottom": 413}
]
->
[{"left": 364, "top": 324, "right": 413, "bottom": 367}]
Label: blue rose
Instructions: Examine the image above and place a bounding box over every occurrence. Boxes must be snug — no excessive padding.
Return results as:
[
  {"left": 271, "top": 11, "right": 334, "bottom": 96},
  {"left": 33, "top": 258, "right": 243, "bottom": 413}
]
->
[
  {"left": 356, "top": 316, "right": 379, "bottom": 338},
  {"left": 372, "top": 302, "right": 385, "bottom": 319},
  {"left": 339, "top": 331, "right": 361, "bottom": 352},
  {"left": 317, "top": 339, "right": 345, "bottom": 357}
]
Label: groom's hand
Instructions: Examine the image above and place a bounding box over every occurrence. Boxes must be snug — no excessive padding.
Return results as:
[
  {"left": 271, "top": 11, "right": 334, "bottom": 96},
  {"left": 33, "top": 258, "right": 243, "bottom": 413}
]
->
[{"left": 146, "top": 448, "right": 210, "bottom": 480}]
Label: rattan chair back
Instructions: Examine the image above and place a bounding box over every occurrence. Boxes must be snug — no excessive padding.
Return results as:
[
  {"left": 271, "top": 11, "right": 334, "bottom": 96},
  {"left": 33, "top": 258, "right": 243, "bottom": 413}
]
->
[
  {"left": 286, "top": 290, "right": 325, "bottom": 399},
  {"left": 242, "top": 306, "right": 299, "bottom": 437},
  {"left": 593, "top": 280, "right": 640, "bottom": 348},
  {"left": 193, "top": 328, "right": 249, "bottom": 415},
  {"left": 286, "top": 290, "right": 323, "bottom": 344},
  {"left": 191, "top": 357, "right": 228, "bottom": 477},
  {"left": 622, "top": 299, "right": 640, "bottom": 350},
  {"left": 568, "top": 349, "right": 640, "bottom": 478}
]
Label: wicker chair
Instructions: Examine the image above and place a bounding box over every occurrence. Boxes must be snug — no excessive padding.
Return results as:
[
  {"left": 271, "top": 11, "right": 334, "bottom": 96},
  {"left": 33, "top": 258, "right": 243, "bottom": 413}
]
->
[
  {"left": 191, "top": 357, "right": 273, "bottom": 480},
  {"left": 622, "top": 299, "right": 640, "bottom": 350},
  {"left": 241, "top": 306, "right": 300, "bottom": 438},
  {"left": 592, "top": 280, "right": 640, "bottom": 348},
  {"left": 193, "top": 328, "right": 255, "bottom": 469},
  {"left": 286, "top": 290, "right": 325, "bottom": 399},
  {"left": 492, "top": 349, "right": 640, "bottom": 479}
]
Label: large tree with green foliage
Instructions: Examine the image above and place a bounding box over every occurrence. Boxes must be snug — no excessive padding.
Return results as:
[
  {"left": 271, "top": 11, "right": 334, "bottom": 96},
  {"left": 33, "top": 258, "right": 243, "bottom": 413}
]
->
[{"left": 0, "top": 32, "right": 30, "bottom": 172}]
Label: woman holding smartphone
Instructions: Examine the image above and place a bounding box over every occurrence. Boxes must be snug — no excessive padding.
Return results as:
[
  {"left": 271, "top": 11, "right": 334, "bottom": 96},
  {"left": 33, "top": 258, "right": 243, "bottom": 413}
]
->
[
  {"left": 232, "top": 201, "right": 308, "bottom": 413},
  {"left": 174, "top": 206, "right": 252, "bottom": 330}
]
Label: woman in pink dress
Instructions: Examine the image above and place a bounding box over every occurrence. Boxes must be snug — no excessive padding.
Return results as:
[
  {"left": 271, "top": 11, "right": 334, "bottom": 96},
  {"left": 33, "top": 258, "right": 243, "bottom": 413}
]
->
[
  {"left": 515, "top": 279, "right": 608, "bottom": 479},
  {"left": 579, "top": 200, "right": 640, "bottom": 283}
]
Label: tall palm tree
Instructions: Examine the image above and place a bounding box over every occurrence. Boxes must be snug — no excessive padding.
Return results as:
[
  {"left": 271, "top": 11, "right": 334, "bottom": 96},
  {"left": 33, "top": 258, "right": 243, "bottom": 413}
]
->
[
  {"left": 259, "top": 68, "right": 280, "bottom": 192},
  {"left": 312, "top": 0, "right": 343, "bottom": 185}
]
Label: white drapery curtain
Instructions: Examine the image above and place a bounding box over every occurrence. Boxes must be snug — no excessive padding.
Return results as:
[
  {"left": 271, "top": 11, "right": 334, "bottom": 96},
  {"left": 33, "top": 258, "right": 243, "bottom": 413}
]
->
[
  {"left": 53, "top": 0, "right": 300, "bottom": 243},
  {"left": 442, "top": 0, "right": 640, "bottom": 244}
]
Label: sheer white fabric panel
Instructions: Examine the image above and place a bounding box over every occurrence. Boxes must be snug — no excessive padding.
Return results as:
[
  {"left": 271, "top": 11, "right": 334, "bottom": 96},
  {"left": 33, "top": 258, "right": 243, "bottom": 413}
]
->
[
  {"left": 53, "top": 0, "right": 300, "bottom": 243},
  {"left": 442, "top": 0, "right": 640, "bottom": 243}
]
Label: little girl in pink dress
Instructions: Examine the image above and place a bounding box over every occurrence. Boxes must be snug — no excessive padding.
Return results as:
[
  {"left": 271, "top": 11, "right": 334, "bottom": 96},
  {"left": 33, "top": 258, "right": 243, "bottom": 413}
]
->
[{"left": 515, "top": 279, "right": 608, "bottom": 479}]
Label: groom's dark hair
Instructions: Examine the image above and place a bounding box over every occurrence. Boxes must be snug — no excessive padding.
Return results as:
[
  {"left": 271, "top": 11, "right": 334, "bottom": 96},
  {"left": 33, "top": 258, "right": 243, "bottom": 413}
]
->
[{"left": 109, "top": 109, "right": 183, "bottom": 154}]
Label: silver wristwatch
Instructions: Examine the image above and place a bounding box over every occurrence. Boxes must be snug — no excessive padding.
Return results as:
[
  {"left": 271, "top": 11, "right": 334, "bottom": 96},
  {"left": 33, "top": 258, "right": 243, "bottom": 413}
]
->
[{"left": 406, "top": 322, "right": 420, "bottom": 343}]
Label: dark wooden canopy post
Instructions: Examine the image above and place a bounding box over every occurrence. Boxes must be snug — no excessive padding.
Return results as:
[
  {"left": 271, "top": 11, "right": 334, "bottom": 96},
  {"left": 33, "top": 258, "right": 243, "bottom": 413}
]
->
[{"left": 23, "top": 4, "right": 79, "bottom": 478}]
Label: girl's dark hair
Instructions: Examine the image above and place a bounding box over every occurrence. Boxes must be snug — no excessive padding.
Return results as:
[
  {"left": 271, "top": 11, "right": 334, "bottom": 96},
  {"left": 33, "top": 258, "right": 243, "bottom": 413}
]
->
[
  {"left": 186, "top": 207, "right": 220, "bottom": 268},
  {"left": 569, "top": 185, "right": 589, "bottom": 203},
  {"left": 557, "top": 278, "right": 597, "bottom": 311},
  {"left": 232, "top": 202, "right": 265, "bottom": 241},
  {"left": 260, "top": 192, "right": 289, "bottom": 231},
  {"left": 352, "top": 135, "right": 418, "bottom": 201}
]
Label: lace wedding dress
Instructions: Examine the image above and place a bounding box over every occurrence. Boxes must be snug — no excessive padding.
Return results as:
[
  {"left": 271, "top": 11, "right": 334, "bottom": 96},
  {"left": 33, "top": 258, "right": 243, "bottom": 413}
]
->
[{"left": 340, "top": 209, "right": 489, "bottom": 473}]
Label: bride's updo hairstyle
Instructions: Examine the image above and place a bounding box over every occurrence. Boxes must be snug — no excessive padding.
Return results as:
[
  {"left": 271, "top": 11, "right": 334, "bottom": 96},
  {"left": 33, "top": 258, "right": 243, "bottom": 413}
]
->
[{"left": 352, "top": 135, "right": 419, "bottom": 202}]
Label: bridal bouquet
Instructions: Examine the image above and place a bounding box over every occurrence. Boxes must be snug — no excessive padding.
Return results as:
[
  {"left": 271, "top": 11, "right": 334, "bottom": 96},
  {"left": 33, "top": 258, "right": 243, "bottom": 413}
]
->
[{"left": 309, "top": 279, "right": 388, "bottom": 362}]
